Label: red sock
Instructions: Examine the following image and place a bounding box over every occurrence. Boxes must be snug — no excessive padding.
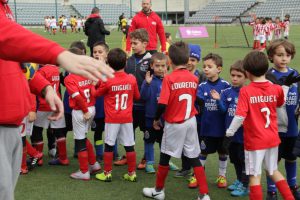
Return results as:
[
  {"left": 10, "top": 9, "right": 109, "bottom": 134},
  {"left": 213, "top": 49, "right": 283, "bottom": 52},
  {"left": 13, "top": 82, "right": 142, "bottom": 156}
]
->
[
  {"left": 26, "top": 140, "right": 39, "bottom": 157},
  {"left": 253, "top": 41, "right": 256, "bottom": 49},
  {"left": 194, "top": 166, "right": 209, "bottom": 194},
  {"left": 276, "top": 180, "right": 295, "bottom": 200},
  {"left": 156, "top": 165, "right": 169, "bottom": 190},
  {"left": 78, "top": 151, "right": 89, "bottom": 173},
  {"left": 34, "top": 141, "right": 44, "bottom": 153},
  {"left": 86, "top": 139, "right": 96, "bottom": 165},
  {"left": 57, "top": 137, "right": 67, "bottom": 160},
  {"left": 21, "top": 147, "right": 27, "bottom": 169},
  {"left": 104, "top": 152, "right": 113, "bottom": 173},
  {"left": 126, "top": 151, "right": 136, "bottom": 173},
  {"left": 250, "top": 185, "right": 263, "bottom": 200}
]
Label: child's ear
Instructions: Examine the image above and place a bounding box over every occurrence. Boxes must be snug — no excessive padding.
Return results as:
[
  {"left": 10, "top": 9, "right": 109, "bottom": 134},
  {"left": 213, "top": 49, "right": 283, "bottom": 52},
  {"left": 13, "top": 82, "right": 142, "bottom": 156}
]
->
[{"left": 217, "top": 66, "right": 222, "bottom": 73}]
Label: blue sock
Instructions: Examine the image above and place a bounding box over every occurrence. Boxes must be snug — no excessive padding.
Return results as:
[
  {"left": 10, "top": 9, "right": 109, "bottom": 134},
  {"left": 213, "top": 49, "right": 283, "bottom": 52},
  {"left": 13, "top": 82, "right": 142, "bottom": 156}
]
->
[
  {"left": 285, "top": 160, "right": 297, "bottom": 187},
  {"left": 94, "top": 139, "right": 103, "bottom": 157},
  {"left": 113, "top": 141, "right": 118, "bottom": 158},
  {"left": 267, "top": 176, "right": 277, "bottom": 192},
  {"left": 145, "top": 142, "right": 154, "bottom": 163}
]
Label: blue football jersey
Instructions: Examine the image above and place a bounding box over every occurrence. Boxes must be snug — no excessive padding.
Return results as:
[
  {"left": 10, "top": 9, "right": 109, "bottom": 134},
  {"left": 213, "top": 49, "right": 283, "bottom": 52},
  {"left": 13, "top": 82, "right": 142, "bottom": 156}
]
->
[
  {"left": 220, "top": 87, "right": 244, "bottom": 143},
  {"left": 197, "top": 78, "right": 230, "bottom": 137},
  {"left": 94, "top": 97, "right": 105, "bottom": 119},
  {"left": 270, "top": 67, "right": 299, "bottom": 137}
]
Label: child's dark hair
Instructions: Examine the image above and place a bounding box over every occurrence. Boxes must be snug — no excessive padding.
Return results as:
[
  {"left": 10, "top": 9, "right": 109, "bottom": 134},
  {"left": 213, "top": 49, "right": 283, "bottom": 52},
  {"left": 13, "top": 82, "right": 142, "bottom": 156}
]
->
[
  {"left": 150, "top": 52, "right": 168, "bottom": 65},
  {"left": 69, "top": 47, "right": 84, "bottom": 55},
  {"left": 70, "top": 41, "right": 87, "bottom": 54},
  {"left": 285, "top": 14, "right": 290, "bottom": 19},
  {"left": 129, "top": 28, "right": 149, "bottom": 43},
  {"left": 267, "top": 39, "right": 296, "bottom": 62},
  {"left": 243, "top": 51, "right": 269, "bottom": 77},
  {"left": 107, "top": 48, "right": 127, "bottom": 71},
  {"left": 165, "top": 32, "right": 171, "bottom": 39},
  {"left": 203, "top": 53, "right": 223, "bottom": 67},
  {"left": 230, "top": 60, "right": 246, "bottom": 76},
  {"left": 93, "top": 41, "right": 109, "bottom": 53},
  {"left": 168, "top": 41, "right": 189, "bottom": 66}
]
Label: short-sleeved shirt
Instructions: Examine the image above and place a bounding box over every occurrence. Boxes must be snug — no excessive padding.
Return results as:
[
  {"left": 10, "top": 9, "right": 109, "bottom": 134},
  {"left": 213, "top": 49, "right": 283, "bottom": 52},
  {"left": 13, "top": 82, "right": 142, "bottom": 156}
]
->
[
  {"left": 64, "top": 74, "right": 96, "bottom": 110},
  {"left": 96, "top": 71, "right": 140, "bottom": 124},
  {"left": 197, "top": 78, "right": 231, "bottom": 137},
  {"left": 159, "top": 68, "right": 198, "bottom": 123},
  {"left": 235, "top": 81, "right": 284, "bottom": 151},
  {"left": 37, "top": 65, "right": 60, "bottom": 111}
]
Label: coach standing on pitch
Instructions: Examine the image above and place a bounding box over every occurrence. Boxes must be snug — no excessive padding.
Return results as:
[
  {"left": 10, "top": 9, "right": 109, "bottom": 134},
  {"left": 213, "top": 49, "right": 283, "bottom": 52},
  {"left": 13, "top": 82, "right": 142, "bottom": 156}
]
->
[
  {"left": 126, "top": 0, "right": 167, "bottom": 55},
  {"left": 84, "top": 7, "right": 110, "bottom": 56}
]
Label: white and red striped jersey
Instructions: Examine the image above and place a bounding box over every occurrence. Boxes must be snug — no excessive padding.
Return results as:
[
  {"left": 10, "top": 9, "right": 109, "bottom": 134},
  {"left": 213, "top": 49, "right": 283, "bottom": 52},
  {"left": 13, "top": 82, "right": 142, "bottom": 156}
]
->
[
  {"left": 257, "top": 24, "right": 267, "bottom": 36},
  {"left": 283, "top": 20, "right": 290, "bottom": 32},
  {"left": 274, "top": 23, "right": 282, "bottom": 36},
  {"left": 265, "top": 23, "right": 275, "bottom": 36}
]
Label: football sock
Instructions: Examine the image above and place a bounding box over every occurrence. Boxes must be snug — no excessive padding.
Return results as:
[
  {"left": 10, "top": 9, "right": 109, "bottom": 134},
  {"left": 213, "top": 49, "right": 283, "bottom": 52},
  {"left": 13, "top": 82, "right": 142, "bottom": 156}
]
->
[
  {"left": 156, "top": 165, "right": 169, "bottom": 190},
  {"left": 126, "top": 151, "right": 136, "bottom": 173},
  {"left": 78, "top": 151, "right": 89, "bottom": 173},
  {"left": 145, "top": 142, "right": 154, "bottom": 163},
  {"left": 94, "top": 139, "right": 103, "bottom": 157},
  {"left": 47, "top": 129, "right": 56, "bottom": 150},
  {"left": 199, "top": 155, "right": 207, "bottom": 167},
  {"left": 250, "top": 185, "right": 263, "bottom": 200},
  {"left": 34, "top": 141, "right": 44, "bottom": 153},
  {"left": 56, "top": 137, "right": 67, "bottom": 160},
  {"left": 194, "top": 166, "right": 209, "bottom": 194},
  {"left": 113, "top": 142, "right": 118, "bottom": 158},
  {"left": 267, "top": 176, "right": 277, "bottom": 192},
  {"left": 26, "top": 140, "right": 39, "bottom": 157},
  {"left": 219, "top": 155, "right": 228, "bottom": 177},
  {"left": 276, "top": 180, "right": 294, "bottom": 200},
  {"left": 104, "top": 152, "right": 113, "bottom": 173},
  {"left": 182, "top": 154, "right": 191, "bottom": 171},
  {"left": 233, "top": 162, "right": 243, "bottom": 181},
  {"left": 285, "top": 161, "right": 297, "bottom": 187},
  {"left": 86, "top": 139, "right": 96, "bottom": 165},
  {"left": 21, "top": 146, "right": 27, "bottom": 170}
]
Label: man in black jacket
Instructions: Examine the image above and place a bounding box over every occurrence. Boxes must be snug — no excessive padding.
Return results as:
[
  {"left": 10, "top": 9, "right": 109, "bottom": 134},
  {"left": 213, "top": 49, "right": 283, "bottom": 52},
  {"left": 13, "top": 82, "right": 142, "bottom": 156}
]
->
[{"left": 84, "top": 7, "right": 110, "bottom": 56}]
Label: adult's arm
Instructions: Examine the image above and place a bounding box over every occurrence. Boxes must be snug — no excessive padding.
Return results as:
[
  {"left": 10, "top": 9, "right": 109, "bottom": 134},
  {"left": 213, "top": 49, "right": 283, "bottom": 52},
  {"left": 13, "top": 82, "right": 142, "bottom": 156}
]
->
[
  {"left": 98, "top": 18, "right": 110, "bottom": 35},
  {"left": 156, "top": 17, "right": 166, "bottom": 52},
  {"left": 0, "top": 16, "right": 114, "bottom": 82}
]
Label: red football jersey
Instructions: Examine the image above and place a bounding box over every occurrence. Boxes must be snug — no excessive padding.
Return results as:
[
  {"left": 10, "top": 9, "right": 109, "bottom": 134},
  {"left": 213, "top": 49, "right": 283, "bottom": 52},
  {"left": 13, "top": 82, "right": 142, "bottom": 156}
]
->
[
  {"left": 159, "top": 68, "right": 198, "bottom": 123},
  {"left": 96, "top": 71, "right": 140, "bottom": 123},
  {"left": 64, "top": 74, "right": 96, "bottom": 112},
  {"left": 37, "top": 65, "right": 60, "bottom": 111},
  {"left": 235, "top": 81, "right": 284, "bottom": 151}
]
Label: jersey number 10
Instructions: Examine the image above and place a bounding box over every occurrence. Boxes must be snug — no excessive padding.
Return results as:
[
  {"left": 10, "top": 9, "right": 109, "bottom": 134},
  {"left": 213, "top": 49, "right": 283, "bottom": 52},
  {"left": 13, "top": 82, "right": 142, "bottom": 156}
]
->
[{"left": 115, "top": 94, "right": 128, "bottom": 110}]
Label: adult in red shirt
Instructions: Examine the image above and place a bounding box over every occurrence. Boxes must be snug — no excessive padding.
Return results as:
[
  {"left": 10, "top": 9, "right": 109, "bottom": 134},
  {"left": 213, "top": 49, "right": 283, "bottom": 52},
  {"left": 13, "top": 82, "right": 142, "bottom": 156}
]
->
[
  {"left": 0, "top": 1, "right": 114, "bottom": 199},
  {"left": 126, "top": 0, "right": 166, "bottom": 55}
]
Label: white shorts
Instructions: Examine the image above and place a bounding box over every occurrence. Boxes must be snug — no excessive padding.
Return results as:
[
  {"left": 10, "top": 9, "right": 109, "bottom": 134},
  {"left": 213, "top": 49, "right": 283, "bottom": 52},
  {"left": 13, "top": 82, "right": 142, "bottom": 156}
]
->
[
  {"left": 245, "top": 146, "right": 278, "bottom": 176},
  {"left": 161, "top": 117, "right": 200, "bottom": 159},
  {"left": 284, "top": 31, "right": 289, "bottom": 37},
  {"left": 34, "top": 111, "right": 66, "bottom": 129},
  {"left": 267, "top": 33, "right": 273, "bottom": 41},
  {"left": 104, "top": 123, "right": 135, "bottom": 146},
  {"left": 258, "top": 35, "right": 266, "bottom": 44},
  {"left": 72, "top": 106, "right": 95, "bottom": 140}
]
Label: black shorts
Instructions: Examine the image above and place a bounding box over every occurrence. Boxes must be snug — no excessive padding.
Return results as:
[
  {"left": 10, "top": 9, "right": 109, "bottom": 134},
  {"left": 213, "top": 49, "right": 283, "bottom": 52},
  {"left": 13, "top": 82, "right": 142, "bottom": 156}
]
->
[
  {"left": 144, "top": 126, "right": 163, "bottom": 144},
  {"left": 91, "top": 117, "right": 105, "bottom": 133},
  {"left": 64, "top": 113, "right": 73, "bottom": 132},
  {"left": 133, "top": 109, "right": 146, "bottom": 132},
  {"left": 199, "top": 136, "right": 227, "bottom": 155},
  {"left": 229, "top": 142, "right": 245, "bottom": 164},
  {"left": 279, "top": 136, "right": 297, "bottom": 161}
]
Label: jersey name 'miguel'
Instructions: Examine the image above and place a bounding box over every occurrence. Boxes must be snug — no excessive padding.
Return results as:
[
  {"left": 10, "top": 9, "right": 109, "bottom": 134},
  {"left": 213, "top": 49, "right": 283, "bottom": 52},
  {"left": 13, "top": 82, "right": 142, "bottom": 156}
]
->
[
  {"left": 171, "top": 82, "right": 197, "bottom": 90},
  {"left": 111, "top": 84, "right": 132, "bottom": 91},
  {"left": 250, "top": 95, "right": 277, "bottom": 104},
  {"left": 78, "top": 80, "right": 92, "bottom": 87},
  {"left": 52, "top": 76, "right": 60, "bottom": 81}
]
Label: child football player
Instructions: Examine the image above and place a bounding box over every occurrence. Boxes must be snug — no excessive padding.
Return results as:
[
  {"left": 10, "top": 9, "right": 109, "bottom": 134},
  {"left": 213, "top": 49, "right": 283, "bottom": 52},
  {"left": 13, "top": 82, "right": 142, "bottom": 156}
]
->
[
  {"left": 115, "top": 29, "right": 152, "bottom": 169},
  {"left": 142, "top": 41, "right": 210, "bottom": 200},
  {"left": 197, "top": 53, "right": 230, "bottom": 188},
  {"left": 226, "top": 51, "right": 298, "bottom": 200},
  {"left": 64, "top": 47, "right": 101, "bottom": 180},
  {"left": 211, "top": 60, "right": 249, "bottom": 197},
  {"left": 95, "top": 48, "right": 140, "bottom": 182},
  {"left": 31, "top": 64, "right": 68, "bottom": 166},
  {"left": 274, "top": 17, "right": 283, "bottom": 40},
  {"left": 265, "top": 39, "right": 300, "bottom": 200}
]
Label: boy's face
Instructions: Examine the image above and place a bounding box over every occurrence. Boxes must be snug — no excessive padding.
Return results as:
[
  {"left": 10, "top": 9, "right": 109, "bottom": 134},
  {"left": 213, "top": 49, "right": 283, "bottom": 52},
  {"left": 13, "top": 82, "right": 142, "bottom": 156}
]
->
[
  {"left": 230, "top": 70, "right": 246, "bottom": 87},
  {"left": 93, "top": 45, "right": 108, "bottom": 61},
  {"left": 151, "top": 59, "right": 167, "bottom": 77},
  {"left": 272, "top": 45, "right": 291, "bottom": 70},
  {"left": 203, "top": 59, "right": 222, "bottom": 79},
  {"left": 131, "top": 38, "right": 147, "bottom": 55},
  {"left": 187, "top": 57, "right": 199, "bottom": 72},
  {"left": 167, "top": 36, "right": 172, "bottom": 43}
]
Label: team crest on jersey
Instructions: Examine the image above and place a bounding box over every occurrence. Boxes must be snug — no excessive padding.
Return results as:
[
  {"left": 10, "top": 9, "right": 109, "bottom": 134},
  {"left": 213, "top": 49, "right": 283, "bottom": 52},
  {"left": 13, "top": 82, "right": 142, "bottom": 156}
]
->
[
  {"left": 204, "top": 92, "right": 208, "bottom": 96},
  {"left": 144, "top": 130, "right": 150, "bottom": 139},
  {"left": 227, "top": 98, "right": 232, "bottom": 102},
  {"left": 200, "top": 140, "right": 206, "bottom": 150},
  {"left": 152, "top": 21, "right": 157, "bottom": 25}
]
